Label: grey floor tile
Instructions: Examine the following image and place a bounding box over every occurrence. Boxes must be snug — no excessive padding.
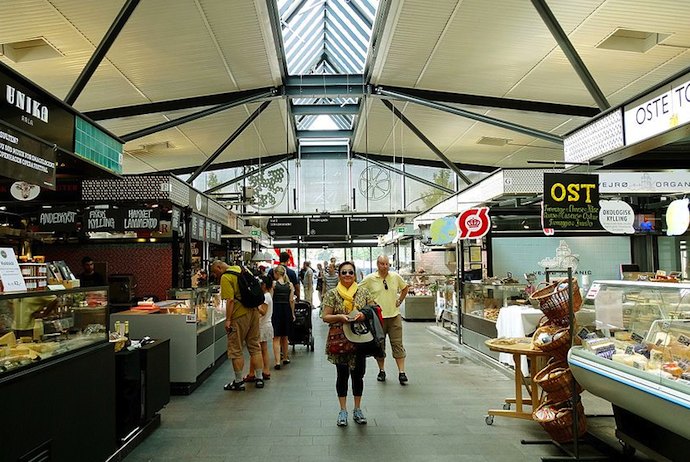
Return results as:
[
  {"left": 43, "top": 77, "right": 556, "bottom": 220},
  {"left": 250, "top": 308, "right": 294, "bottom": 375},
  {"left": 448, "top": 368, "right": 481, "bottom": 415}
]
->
[{"left": 124, "top": 318, "right": 638, "bottom": 461}]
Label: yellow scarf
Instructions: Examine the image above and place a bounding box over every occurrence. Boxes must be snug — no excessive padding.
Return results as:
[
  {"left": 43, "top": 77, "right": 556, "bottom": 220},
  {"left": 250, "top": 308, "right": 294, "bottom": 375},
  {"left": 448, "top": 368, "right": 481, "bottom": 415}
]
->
[{"left": 337, "top": 281, "right": 358, "bottom": 314}]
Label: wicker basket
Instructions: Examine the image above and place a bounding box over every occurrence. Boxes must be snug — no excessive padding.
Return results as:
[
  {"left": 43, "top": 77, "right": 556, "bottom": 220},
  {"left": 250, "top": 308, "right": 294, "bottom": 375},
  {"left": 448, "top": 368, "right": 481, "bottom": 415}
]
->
[
  {"left": 529, "top": 279, "right": 582, "bottom": 322},
  {"left": 534, "top": 361, "right": 582, "bottom": 403},
  {"left": 533, "top": 400, "right": 587, "bottom": 443},
  {"left": 533, "top": 326, "right": 571, "bottom": 360}
]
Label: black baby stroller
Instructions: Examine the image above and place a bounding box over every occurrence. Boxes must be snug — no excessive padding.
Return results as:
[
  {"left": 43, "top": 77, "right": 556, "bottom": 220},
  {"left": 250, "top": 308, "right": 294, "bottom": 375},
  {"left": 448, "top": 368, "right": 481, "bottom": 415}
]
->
[{"left": 289, "top": 300, "right": 315, "bottom": 351}]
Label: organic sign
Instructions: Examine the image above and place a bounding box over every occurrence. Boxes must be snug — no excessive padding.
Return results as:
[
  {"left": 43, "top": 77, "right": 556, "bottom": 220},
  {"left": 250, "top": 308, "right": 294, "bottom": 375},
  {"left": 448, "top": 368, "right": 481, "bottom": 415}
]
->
[
  {"left": 543, "top": 173, "right": 600, "bottom": 231},
  {"left": 456, "top": 207, "right": 490, "bottom": 239},
  {"left": 598, "top": 200, "right": 635, "bottom": 234}
]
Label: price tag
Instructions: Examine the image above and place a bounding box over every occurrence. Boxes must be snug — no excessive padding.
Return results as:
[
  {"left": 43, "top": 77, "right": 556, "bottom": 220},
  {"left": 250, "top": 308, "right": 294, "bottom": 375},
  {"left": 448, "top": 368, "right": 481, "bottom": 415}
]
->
[
  {"left": 624, "top": 345, "right": 635, "bottom": 355},
  {"left": 185, "top": 314, "right": 197, "bottom": 323},
  {"left": 576, "top": 326, "right": 591, "bottom": 340},
  {"left": 631, "top": 332, "right": 645, "bottom": 343},
  {"left": 586, "top": 283, "right": 601, "bottom": 299},
  {"left": 678, "top": 334, "right": 690, "bottom": 347},
  {"left": 0, "top": 248, "right": 27, "bottom": 292}
]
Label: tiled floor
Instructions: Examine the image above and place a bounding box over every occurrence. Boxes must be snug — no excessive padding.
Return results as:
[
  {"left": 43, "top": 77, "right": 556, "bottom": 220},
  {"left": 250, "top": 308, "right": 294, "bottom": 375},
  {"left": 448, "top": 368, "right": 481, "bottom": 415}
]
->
[{"left": 124, "top": 315, "right": 648, "bottom": 462}]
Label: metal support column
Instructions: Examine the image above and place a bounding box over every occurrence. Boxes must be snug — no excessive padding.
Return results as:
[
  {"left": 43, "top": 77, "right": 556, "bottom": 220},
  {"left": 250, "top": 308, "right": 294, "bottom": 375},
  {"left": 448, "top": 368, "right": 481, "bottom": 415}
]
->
[
  {"left": 381, "top": 99, "right": 472, "bottom": 185},
  {"left": 375, "top": 87, "right": 563, "bottom": 145},
  {"left": 530, "top": 0, "right": 610, "bottom": 111},
  {"left": 65, "top": 0, "right": 140, "bottom": 105},
  {"left": 187, "top": 100, "right": 272, "bottom": 184}
]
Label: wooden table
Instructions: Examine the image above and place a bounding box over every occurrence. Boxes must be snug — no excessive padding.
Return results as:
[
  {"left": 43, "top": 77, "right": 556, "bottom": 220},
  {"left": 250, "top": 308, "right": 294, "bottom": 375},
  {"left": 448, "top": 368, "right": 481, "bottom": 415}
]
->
[{"left": 484, "top": 338, "right": 550, "bottom": 424}]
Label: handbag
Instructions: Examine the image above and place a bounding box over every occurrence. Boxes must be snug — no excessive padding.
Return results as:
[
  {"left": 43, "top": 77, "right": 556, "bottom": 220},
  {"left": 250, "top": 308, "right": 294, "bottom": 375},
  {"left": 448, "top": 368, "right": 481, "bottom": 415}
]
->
[{"left": 326, "top": 324, "right": 356, "bottom": 355}]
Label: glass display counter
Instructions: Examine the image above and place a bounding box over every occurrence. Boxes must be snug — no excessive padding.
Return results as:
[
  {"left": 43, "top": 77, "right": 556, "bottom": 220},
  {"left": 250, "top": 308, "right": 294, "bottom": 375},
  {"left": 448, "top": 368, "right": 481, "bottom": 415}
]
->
[
  {"left": 0, "top": 286, "right": 109, "bottom": 376},
  {"left": 568, "top": 280, "right": 690, "bottom": 460},
  {"left": 460, "top": 281, "right": 528, "bottom": 358},
  {"left": 0, "top": 286, "right": 115, "bottom": 461},
  {"left": 111, "top": 287, "right": 226, "bottom": 394},
  {"left": 400, "top": 273, "right": 448, "bottom": 321},
  {"left": 436, "top": 276, "right": 459, "bottom": 330}
]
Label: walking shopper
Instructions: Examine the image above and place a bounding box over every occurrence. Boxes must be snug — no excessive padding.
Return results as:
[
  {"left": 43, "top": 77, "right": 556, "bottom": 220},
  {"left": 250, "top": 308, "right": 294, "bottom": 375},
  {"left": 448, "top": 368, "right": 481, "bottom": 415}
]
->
[
  {"left": 245, "top": 276, "right": 274, "bottom": 382},
  {"left": 268, "top": 252, "right": 300, "bottom": 300},
  {"left": 322, "top": 261, "right": 376, "bottom": 427},
  {"left": 302, "top": 261, "right": 314, "bottom": 305},
  {"left": 315, "top": 263, "right": 324, "bottom": 306},
  {"left": 271, "top": 265, "right": 295, "bottom": 370},
  {"left": 359, "top": 255, "right": 410, "bottom": 385},
  {"left": 210, "top": 260, "right": 265, "bottom": 390}
]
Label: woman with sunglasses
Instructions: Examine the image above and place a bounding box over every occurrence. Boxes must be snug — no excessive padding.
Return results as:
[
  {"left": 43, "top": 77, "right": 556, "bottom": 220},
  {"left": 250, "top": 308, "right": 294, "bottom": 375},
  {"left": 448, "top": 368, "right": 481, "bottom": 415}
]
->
[{"left": 322, "top": 261, "right": 376, "bottom": 427}]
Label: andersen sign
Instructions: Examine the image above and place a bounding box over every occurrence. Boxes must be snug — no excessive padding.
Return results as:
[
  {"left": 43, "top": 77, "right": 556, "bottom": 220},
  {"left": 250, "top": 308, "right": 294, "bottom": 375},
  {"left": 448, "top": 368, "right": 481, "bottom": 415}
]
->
[{"left": 543, "top": 173, "right": 601, "bottom": 231}]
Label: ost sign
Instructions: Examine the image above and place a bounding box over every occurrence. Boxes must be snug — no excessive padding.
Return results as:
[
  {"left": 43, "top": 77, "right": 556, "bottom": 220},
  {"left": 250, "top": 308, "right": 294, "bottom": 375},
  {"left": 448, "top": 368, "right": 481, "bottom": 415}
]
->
[
  {"left": 543, "top": 173, "right": 600, "bottom": 231},
  {"left": 456, "top": 207, "right": 490, "bottom": 239}
]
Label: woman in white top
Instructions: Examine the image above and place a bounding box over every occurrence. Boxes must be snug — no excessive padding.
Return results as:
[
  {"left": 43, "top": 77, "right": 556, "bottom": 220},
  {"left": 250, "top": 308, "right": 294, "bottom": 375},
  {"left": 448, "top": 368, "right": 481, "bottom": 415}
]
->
[{"left": 245, "top": 275, "right": 274, "bottom": 382}]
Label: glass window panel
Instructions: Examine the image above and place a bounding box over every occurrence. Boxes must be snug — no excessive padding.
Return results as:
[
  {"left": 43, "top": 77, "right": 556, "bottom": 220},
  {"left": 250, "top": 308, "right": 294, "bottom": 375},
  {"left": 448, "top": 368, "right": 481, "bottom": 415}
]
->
[
  {"left": 244, "top": 162, "right": 291, "bottom": 214},
  {"left": 404, "top": 164, "right": 454, "bottom": 212},
  {"left": 300, "top": 157, "right": 349, "bottom": 213},
  {"left": 352, "top": 158, "right": 402, "bottom": 212}
]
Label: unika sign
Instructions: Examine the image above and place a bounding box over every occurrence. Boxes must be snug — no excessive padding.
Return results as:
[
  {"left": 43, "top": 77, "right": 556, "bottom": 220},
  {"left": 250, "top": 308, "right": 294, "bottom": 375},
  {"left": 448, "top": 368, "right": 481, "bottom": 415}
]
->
[{"left": 543, "top": 173, "right": 601, "bottom": 231}]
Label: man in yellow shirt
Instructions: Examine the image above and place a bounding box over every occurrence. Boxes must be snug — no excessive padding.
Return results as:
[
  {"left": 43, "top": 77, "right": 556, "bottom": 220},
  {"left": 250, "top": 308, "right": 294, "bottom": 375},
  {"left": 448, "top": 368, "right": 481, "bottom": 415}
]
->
[
  {"left": 360, "top": 255, "right": 410, "bottom": 385},
  {"left": 210, "top": 260, "right": 264, "bottom": 390}
]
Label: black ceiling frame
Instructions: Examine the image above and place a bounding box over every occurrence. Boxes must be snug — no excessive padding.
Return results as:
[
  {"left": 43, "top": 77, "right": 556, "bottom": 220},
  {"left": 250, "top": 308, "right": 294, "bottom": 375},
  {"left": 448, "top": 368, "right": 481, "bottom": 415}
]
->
[
  {"left": 186, "top": 100, "right": 273, "bottom": 184},
  {"left": 530, "top": 0, "right": 610, "bottom": 111},
  {"left": 84, "top": 86, "right": 277, "bottom": 120},
  {"left": 121, "top": 89, "right": 277, "bottom": 142},
  {"left": 381, "top": 99, "right": 472, "bottom": 185},
  {"left": 64, "top": 0, "right": 141, "bottom": 106},
  {"left": 375, "top": 86, "right": 563, "bottom": 145}
]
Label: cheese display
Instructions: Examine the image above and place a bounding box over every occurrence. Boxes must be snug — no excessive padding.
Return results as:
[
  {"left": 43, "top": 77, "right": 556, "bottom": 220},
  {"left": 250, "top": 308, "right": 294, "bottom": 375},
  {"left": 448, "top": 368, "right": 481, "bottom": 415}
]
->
[{"left": 0, "top": 287, "right": 109, "bottom": 375}]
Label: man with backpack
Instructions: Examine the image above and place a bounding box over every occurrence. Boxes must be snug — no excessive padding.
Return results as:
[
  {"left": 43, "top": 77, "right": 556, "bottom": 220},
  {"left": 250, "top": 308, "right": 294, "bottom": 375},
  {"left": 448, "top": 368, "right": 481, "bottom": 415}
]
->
[{"left": 210, "top": 260, "right": 265, "bottom": 390}]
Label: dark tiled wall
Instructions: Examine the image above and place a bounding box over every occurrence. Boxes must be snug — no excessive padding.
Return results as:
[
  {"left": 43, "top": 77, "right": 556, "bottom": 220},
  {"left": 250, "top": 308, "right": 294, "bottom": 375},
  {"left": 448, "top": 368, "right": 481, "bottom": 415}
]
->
[{"left": 36, "top": 243, "right": 173, "bottom": 300}]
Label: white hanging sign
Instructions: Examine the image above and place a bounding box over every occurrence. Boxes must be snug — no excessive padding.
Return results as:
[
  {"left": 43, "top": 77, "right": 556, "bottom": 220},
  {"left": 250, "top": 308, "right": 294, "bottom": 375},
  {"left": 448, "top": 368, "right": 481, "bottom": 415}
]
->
[
  {"left": 666, "top": 198, "right": 690, "bottom": 236},
  {"left": 598, "top": 200, "right": 635, "bottom": 234},
  {"left": 0, "top": 248, "right": 27, "bottom": 292}
]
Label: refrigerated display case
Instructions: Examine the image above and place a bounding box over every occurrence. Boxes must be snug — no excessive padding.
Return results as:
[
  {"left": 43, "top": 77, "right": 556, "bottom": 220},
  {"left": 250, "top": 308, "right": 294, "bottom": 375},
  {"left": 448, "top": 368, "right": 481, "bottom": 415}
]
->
[
  {"left": 568, "top": 280, "right": 690, "bottom": 461},
  {"left": 400, "top": 272, "right": 446, "bottom": 320},
  {"left": 0, "top": 286, "right": 115, "bottom": 461}
]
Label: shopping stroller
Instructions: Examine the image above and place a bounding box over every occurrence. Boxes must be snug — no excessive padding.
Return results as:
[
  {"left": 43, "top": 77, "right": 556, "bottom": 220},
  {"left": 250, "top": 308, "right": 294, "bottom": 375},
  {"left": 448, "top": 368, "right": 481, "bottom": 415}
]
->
[{"left": 289, "top": 300, "right": 315, "bottom": 351}]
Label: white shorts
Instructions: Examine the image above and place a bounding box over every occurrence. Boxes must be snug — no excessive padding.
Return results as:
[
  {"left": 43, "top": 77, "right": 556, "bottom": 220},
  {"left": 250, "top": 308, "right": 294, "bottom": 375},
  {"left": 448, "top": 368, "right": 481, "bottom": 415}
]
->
[{"left": 260, "top": 323, "right": 274, "bottom": 343}]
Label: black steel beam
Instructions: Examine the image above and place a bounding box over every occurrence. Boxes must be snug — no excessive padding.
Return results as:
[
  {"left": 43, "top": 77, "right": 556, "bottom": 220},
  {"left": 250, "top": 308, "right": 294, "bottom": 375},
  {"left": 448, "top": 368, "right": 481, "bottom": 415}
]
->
[
  {"left": 376, "top": 85, "right": 599, "bottom": 118},
  {"left": 121, "top": 89, "right": 275, "bottom": 142},
  {"left": 65, "top": 0, "right": 140, "bottom": 105},
  {"left": 205, "top": 157, "right": 289, "bottom": 194},
  {"left": 286, "top": 74, "right": 364, "bottom": 86},
  {"left": 345, "top": 0, "right": 373, "bottom": 28},
  {"left": 296, "top": 130, "right": 353, "bottom": 138},
  {"left": 282, "top": 0, "right": 309, "bottom": 26},
  {"left": 84, "top": 87, "right": 277, "bottom": 120},
  {"left": 286, "top": 84, "right": 363, "bottom": 98},
  {"left": 161, "top": 153, "right": 295, "bottom": 176},
  {"left": 354, "top": 151, "right": 496, "bottom": 173},
  {"left": 376, "top": 87, "right": 563, "bottom": 145},
  {"left": 381, "top": 99, "right": 473, "bottom": 185},
  {"left": 301, "top": 145, "right": 348, "bottom": 154},
  {"left": 530, "top": 0, "right": 610, "bottom": 111},
  {"left": 187, "top": 100, "right": 272, "bottom": 184},
  {"left": 353, "top": 154, "right": 454, "bottom": 194},
  {"left": 292, "top": 103, "right": 359, "bottom": 115}
]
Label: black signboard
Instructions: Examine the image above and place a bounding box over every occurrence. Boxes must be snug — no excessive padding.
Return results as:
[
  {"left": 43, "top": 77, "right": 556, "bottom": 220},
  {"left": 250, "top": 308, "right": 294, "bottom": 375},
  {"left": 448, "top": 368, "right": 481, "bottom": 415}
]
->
[
  {"left": 543, "top": 173, "right": 601, "bottom": 231},
  {"left": 189, "top": 189, "right": 208, "bottom": 215},
  {"left": 0, "top": 120, "right": 56, "bottom": 189},
  {"left": 122, "top": 207, "right": 160, "bottom": 232},
  {"left": 0, "top": 63, "right": 75, "bottom": 152},
  {"left": 191, "top": 214, "right": 200, "bottom": 240},
  {"left": 309, "top": 217, "right": 348, "bottom": 236},
  {"left": 349, "top": 216, "right": 390, "bottom": 236},
  {"left": 85, "top": 207, "right": 122, "bottom": 232},
  {"left": 36, "top": 207, "right": 81, "bottom": 232},
  {"left": 171, "top": 207, "right": 181, "bottom": 232},
  {"left": 267, "top": 217, "right": 308, "bottom": 237},
  {"left": 205, "top": 219, "right": 212, "bottom": 243}
]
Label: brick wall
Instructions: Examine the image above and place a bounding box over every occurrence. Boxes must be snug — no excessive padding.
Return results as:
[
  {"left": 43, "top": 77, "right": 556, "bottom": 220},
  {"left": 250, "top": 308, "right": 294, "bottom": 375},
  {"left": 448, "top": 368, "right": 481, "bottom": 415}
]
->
[{"left": 36, "top": 242, "right": 173, "bottom": 301}]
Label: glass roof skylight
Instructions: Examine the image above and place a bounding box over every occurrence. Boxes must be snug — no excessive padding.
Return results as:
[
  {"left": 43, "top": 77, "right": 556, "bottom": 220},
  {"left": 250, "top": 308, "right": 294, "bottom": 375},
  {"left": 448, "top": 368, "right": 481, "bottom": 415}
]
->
[{"left": 278, "top": 0, "right": 378, "bottom": 75}]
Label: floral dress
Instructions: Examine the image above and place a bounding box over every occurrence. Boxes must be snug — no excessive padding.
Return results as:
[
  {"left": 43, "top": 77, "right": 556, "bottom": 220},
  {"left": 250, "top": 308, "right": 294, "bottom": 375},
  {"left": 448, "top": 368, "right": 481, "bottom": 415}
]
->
[{"left": 322, "top": 286, "right": 375, "bottom": 367}]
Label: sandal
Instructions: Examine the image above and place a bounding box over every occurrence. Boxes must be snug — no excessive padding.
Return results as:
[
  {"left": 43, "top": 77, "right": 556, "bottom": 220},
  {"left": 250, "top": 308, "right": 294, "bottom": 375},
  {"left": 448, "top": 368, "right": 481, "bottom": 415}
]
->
[
  {"left": 243, "top": 375, "right": 256, "bottom": 383},
  {"left": 282, "top": 359, "right": 291, "bottom": 365},
  {"left": 262, "top": 373, "right": 271, "bottom": 380},
  {"left": 274, "top": 364, "right": 281, "bottom": 370}
]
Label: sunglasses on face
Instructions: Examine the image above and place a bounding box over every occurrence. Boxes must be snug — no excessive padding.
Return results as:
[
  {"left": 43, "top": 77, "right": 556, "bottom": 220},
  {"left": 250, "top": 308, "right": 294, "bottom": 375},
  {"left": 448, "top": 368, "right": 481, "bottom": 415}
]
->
[
  {"left": 383, "top": 279, "right": 388, "bottom": 290},
  {"left": 340, "top": 270, "right": 355, "bottom": 275}
]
